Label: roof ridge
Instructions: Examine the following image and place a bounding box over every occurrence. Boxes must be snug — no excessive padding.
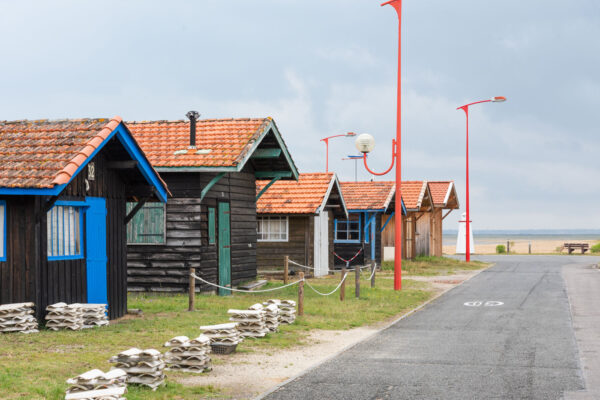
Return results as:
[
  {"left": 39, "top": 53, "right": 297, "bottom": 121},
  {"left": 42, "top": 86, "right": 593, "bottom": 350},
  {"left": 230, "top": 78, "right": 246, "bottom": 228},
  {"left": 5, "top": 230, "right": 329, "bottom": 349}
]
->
[
  {"left": 126, "top": 117, "right": 269, "bottom": 124},
  {"left": 0, "top": 118, "right": 111, "bottom": 125}
]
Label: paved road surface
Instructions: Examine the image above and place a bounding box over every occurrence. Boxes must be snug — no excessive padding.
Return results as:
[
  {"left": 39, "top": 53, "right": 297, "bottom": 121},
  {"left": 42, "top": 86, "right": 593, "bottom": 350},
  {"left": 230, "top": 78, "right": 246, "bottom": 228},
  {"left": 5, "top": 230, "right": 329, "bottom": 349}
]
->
[{"left": 262, "top": 256, "right": 600, "bottom": 400}]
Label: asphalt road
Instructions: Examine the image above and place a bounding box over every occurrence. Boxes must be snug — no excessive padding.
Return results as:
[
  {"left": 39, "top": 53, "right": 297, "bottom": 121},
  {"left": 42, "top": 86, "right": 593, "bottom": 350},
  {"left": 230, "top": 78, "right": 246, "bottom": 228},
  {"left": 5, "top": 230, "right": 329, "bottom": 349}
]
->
[{"left": 262, "top": 255, "right": 600, "bottom": 400}]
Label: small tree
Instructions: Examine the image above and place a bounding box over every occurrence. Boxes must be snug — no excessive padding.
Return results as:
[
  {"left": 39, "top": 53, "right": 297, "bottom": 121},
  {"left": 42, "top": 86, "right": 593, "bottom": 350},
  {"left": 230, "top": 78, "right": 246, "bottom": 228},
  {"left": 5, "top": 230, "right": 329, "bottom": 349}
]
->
[{"left": 496, "top": 244, "right": 506, "bottom": 254}]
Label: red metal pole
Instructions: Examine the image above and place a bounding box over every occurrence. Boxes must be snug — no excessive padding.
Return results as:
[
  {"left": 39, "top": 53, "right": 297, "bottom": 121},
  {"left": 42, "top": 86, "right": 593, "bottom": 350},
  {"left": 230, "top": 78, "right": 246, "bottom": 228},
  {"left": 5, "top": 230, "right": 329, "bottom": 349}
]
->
[
  {"left": 464, "top": 107, "right": 470, "bottom": 262},
  {"left": 383, "top": 0, "right": 403, "bottom": 290},
  {"left": 324, "top": 139, "right": 329, "bottom": 172}
]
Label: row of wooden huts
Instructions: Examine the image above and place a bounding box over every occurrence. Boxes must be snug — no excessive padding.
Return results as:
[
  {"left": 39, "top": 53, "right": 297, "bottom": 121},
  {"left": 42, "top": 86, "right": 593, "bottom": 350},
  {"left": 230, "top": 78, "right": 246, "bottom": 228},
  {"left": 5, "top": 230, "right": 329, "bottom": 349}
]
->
[{"left": 0, "top": 114, "right": 458, "bottom": 321}]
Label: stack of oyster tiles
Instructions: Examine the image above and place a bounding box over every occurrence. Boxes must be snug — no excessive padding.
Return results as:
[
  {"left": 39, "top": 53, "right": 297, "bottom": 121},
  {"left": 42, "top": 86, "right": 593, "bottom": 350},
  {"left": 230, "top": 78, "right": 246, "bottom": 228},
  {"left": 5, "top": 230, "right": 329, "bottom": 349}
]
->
[
  {"left": 64, "top": 368, "right": 127, "bottom": 400},
  {"left": 81, "top": 304, "right": 108, "bottom": 329},
  {"left": 46, "top": 303, "right": 84, "bottom": 331},
  {"left": 0, "top": 302, "right": 38, "bottom": 334},
  {"left": 109, "top": 348, "right": 165, "bottom": 391},
  {"left": 164, "top": 335, "right": 212, "bottom": 373},
  {"left": 199, "top": 322, "right": 242, "bottom": 347},
  {"left": 228, "top": 307, "right": 269, "bottom": 338}
]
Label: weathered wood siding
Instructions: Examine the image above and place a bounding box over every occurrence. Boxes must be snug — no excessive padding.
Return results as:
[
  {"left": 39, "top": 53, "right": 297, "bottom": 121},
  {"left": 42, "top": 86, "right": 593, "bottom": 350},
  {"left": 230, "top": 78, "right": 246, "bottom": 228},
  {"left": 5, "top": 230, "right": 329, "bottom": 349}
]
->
[
  {"left": 127, "top": 167, "right": 258, "bottom": 293},
  {"left": 257, "top": 216, "right": 309, "bottom": 270},
  {"left": 415, "top": 212, "right": 431, "bottom": 257},
  {"left": 430, "top": 208, "right": 443, "bottom": 257}
]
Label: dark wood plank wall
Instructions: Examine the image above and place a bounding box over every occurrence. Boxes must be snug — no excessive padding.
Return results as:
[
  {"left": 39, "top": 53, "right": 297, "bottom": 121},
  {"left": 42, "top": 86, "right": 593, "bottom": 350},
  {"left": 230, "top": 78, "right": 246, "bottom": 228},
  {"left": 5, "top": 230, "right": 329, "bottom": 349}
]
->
[
  {"left": 127, "top": 166, "right": 258, "bottom": 293},
  {"left": 0, "top": 196, "right": 38, "bottom": 307},
  {"left": 257, "top": 216, "right": 309, "bottom": 270},
  {"left": 1, "top": 141, "right": 131, "bottom": 320},
  {"left": 333, "top": 215, "right": 382, "bottom": 267}
]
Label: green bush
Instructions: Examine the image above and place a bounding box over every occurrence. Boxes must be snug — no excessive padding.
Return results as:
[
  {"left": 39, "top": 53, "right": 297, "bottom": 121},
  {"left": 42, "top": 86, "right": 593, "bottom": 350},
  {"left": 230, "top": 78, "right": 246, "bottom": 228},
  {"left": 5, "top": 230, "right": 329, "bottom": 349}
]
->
[
  {"left": 591, "top": 243, "right": 600, "bottom": 253},
  {"left": 496, "top": 244, "right": 506, "bottom": 254}
]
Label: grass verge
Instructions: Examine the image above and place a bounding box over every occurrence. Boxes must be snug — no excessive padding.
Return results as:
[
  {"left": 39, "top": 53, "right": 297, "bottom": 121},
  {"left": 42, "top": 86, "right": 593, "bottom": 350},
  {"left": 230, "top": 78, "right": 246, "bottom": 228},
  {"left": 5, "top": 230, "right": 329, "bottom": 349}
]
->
[
  {"left": 382, "top": 256, "right": 487, "bottom": 276},
  {"left": 0, "top": 267, "right": 475, "bottom": 399}
]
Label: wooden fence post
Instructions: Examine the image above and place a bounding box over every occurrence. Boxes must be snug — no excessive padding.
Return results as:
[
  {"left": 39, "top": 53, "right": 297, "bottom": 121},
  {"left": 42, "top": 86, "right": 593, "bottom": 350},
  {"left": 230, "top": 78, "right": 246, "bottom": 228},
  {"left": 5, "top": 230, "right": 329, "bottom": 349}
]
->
[
  {"left": 507, "top": 240, "right": 510, "bottom": 254},
  {"left": 284, "top": 255, "right": 289, "bottom": 284},
  {"left": 371, "top": 261, "right": 376, "bottom": 288},
  {"left": 340, "top": 267, "right": 346, "bottom": 301},
  {"left": 188, "top": 267, "right": 195, "bottom": 312},
  {"left": 528, "top": 242, "right": 531, "bottom": 254},
  {"left": 298, "top": 271, "right": 304, "bottom": 316},
  {"left": 355, "top": 264, "right": 360, "bottom": 298}
]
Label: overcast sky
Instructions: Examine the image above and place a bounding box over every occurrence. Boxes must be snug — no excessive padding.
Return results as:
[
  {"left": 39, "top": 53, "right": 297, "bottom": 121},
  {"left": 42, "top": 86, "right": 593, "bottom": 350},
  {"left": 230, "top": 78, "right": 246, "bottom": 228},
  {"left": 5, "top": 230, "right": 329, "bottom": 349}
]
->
[{"left": 1, "top": 0, "right": 598, "bottom": 230}]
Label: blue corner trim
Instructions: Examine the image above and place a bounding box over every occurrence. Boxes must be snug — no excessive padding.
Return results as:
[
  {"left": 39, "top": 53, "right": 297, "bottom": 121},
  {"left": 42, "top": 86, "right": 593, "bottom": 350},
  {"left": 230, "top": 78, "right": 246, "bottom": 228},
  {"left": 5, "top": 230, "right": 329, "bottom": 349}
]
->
[
  {"left": 381, "top": 212, "right": 395, "bottom": 233},
  {"left": 0, "top": 122, "right": 168, "bottom": 202},
  {"left": 401, "top": 198, "right": 407, "bottom": 216},
  {"left": 0, "top": 200, "right": 6, "bottom": 261}
]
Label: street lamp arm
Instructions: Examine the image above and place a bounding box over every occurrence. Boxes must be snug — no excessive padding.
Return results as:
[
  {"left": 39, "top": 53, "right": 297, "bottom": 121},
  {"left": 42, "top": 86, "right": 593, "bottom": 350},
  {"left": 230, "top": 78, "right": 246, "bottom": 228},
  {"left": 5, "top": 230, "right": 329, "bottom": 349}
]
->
[{"left": 362, "top": 140, "right": 396, "bottom": 176}]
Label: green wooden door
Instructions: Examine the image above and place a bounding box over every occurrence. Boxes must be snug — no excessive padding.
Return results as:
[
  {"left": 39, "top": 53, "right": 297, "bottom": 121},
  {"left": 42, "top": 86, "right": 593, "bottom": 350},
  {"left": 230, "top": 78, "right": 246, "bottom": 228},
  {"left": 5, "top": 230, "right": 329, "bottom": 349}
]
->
[{"left": 218, "top": 202, "right": 231, "bottom": 296}]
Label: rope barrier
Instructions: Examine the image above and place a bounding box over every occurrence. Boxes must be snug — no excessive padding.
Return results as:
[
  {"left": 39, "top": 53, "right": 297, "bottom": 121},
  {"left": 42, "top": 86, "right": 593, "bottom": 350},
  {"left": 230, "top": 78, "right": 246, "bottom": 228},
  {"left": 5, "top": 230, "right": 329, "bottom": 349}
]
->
[
  {"left": 304, "top": 273, "right": 349, "bottom": 296},
  {"left": 288, "top": 260, "right": 315, "bottom": 270},
  {"left": 191, "top": 273, "right": 303, "bottom": 293},
  {"left": 333, "top": 248, "right": 363, "bottom": 264}
]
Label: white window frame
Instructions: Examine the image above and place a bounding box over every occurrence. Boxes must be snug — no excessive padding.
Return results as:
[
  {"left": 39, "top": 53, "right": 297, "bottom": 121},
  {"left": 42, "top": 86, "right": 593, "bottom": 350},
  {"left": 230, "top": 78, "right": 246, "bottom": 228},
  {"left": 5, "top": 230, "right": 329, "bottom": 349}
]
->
[
  {"left": 257, "top": 216, "right": 289, "bottom": 242},
  {"left": 47, "top": 204, "right": 84, "bottom": 260}
]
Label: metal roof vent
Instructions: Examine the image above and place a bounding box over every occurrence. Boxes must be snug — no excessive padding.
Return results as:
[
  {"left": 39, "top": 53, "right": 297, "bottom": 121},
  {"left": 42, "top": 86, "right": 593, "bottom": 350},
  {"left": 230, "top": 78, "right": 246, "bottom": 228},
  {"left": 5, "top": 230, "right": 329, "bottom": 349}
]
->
[{"left": 186, "top": 110, "right": 200, "bottom": 148}]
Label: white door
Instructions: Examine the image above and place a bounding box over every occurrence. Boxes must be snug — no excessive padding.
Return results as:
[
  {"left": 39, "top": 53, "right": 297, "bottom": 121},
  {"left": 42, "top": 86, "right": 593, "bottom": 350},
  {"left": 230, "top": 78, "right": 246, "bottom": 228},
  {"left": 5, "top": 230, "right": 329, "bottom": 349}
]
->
[{"left": 313, "top": 211, "right": 330, "bottom": 277}]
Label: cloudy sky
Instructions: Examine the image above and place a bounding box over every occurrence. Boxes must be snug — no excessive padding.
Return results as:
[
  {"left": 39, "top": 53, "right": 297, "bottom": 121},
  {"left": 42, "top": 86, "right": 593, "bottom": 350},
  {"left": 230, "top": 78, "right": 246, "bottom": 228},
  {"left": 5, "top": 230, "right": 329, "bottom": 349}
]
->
[{"left": 1, "top": 0, "right": 598, "bottom": 230}]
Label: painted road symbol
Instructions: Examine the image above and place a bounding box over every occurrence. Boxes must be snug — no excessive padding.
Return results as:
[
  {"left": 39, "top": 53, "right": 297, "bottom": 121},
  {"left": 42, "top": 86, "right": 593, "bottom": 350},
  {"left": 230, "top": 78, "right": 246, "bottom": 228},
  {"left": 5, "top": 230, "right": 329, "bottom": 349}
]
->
[{"left": 464, "top": 301, "right": 504, "bottom": 307}]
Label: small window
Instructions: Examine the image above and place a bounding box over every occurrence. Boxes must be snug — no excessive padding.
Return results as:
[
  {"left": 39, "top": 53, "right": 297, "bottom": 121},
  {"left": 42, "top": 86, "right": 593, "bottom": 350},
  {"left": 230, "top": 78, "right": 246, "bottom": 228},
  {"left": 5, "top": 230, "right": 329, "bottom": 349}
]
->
[
  {"left": 0, "top": 201, "right": 5, "bottom": 261},
  {"left": 208, "top": 207, "right": 216, "bottom": 245},
  {"left": 47, "top": 205, "right": 83, "bottom": 259},
  {"left": 335, "top": 214, "right": 361, "bottom": 243},
  {"left": 257, "top": 216, "right": 288, "bottom": 242},
  {"left": 126, "top": 202, "right": 166, "bottom": 244}
]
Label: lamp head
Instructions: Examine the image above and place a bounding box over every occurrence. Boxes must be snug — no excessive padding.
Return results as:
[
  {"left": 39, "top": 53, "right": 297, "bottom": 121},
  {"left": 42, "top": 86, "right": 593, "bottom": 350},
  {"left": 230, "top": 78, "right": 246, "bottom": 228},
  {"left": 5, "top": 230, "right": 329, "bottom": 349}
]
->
[
  {"left": 355, "top": 133, "right": 375, "bottom": 154},
  {"left": 491, "top": 96, "right": 507, "bottom": 103}
]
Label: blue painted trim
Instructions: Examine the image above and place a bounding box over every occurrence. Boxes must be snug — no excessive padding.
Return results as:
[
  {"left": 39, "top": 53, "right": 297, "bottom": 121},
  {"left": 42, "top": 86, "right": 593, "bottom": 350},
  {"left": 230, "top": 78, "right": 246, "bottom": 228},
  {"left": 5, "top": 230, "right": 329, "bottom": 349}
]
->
[
  {"left": 0, "top": 200, "right": 6, "bottom": 261},
  {"left": 401, "top": 199, "right": 407, "bottom": 216},
  {"left": 381, "top": 212, "right": 395, "bottom": 233},
  {"left": 0, "top": 185, "right": 67, "bottom": 196},
  {"left": 371, "top": 215, "right": 376, "bottom": 260},
  {"left": 333, "top": 214, "right": 362, "bottom": 244},
  {"left": 0, "top": 122, "right": 168, "bottom": 203},
  {"left": 348, "top": 209, "right": 385, "bottom": 213},
  {"left": 47, "top": 202, "right": 85, "bottom": 261}
]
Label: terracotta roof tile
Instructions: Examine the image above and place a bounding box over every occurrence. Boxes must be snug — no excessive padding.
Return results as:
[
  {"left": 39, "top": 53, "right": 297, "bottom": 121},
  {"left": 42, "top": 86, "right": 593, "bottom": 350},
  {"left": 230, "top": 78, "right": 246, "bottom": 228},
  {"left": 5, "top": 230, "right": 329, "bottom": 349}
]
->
[
  {"left": 257, "top": 173, "right": 335, "bottom": 214},
  {"left": 128, "top": 118, "right": 271, "bottom": 168},
  {"left": 428, "top": 181, "right": 451, "bottom": 207},
  {"left": 0, "top": 117, "right": 122, "bottom": 189},
  {"left": 340, "top": 181, "right": 395, "bottom": 210},
  {"left": 400, "top": 181, "right": 428, "bottom": 210}
]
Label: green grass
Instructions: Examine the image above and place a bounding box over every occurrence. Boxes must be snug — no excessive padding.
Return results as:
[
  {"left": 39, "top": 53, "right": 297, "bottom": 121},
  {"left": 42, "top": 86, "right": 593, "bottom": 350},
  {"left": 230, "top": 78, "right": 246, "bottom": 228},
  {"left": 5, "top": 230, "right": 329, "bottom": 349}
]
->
[
  {"left": 382, "top": 256, "right": 488, "bottom": 276},
  {"left": 0, "top": 272, "right": 437, "bottom": 399}
]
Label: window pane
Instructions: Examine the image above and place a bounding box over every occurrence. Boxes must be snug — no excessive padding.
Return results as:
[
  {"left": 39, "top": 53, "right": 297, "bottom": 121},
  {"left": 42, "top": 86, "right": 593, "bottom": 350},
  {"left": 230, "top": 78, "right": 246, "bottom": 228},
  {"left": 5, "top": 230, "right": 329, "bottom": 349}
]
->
[
  {"left": 349, "top": 231, "right": 359, "bottom": 240},
  {"left": 47, "top": 205, "right": 82, "bottom": 258}
]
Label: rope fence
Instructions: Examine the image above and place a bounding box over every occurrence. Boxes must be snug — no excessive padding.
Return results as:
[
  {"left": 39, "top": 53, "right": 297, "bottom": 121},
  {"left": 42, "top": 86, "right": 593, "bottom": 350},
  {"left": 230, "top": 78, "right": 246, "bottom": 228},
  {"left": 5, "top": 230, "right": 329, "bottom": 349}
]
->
[
  {"left": 191, "top": 273, "right": 303, "bottom": 293},
  {"left": 304, "top": 273, "right": 349, "bottom": 296}
]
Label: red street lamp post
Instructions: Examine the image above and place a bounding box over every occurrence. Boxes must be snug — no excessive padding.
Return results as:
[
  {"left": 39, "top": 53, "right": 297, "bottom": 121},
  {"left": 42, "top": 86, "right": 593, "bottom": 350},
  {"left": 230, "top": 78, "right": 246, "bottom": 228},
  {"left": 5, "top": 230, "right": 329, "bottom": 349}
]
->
[
  {"left": 320, "top": 132, "right": 357, "bottom": 172},
  {"left": 457, "top": 96, "right": 506, "bottom": 262},
  {"left": 353, "top": 0, "right": 403, "bottom": 291}
]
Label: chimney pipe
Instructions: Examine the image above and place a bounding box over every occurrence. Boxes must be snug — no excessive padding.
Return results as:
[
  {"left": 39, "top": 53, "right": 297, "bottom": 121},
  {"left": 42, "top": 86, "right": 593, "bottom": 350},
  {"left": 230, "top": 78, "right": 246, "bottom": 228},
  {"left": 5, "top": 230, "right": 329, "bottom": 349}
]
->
[{"left": 186, "top": 111, "right": 200, "bottom": 148}]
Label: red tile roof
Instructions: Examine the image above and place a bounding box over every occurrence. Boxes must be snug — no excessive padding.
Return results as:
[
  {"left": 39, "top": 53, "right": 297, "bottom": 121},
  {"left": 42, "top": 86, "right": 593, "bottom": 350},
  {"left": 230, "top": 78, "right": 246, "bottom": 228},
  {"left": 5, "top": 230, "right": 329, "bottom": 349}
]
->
[
  {"left": 340, "top": 181, "right": 395, "bottom": 210},
  {"left": 399, "top": 181, "right": 428, "bottom": 210},
  {"left": 128, "top": 118, "right": 273, "bottom": 168},
  {"left": 428, "top": 181, "right": 459, "bottom": 209},
  {"left": 257, "top": 173, "right": 339, "bottom": 214},
  {"left": 0, "top": 117, "right": 122, "bottom": 188}
]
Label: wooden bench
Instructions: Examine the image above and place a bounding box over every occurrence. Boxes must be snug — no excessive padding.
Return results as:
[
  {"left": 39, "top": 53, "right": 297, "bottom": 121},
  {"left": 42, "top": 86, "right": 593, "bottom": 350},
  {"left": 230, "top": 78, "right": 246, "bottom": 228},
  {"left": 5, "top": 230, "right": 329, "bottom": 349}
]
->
[{"left": 563, "top": 243, "right": 590, "bottom": 254}]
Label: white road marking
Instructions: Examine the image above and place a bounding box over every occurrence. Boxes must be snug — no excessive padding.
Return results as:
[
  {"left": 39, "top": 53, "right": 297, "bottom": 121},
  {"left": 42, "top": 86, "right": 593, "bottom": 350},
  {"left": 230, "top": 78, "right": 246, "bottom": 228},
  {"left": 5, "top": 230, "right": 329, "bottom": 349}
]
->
[{"left": 464, "top": 301, "right": 504, "bottom": 307}]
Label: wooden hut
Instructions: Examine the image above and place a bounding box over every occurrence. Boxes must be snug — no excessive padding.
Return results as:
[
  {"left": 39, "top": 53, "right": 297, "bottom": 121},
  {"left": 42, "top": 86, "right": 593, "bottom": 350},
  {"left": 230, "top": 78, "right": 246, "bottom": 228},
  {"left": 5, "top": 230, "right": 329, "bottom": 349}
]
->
[
  {"left": 126, "top": 116, "right": 298, "bottom": 294},
  {"left": 255, "top": 173, "right": 347, "bottom": 276},
  {"left": 0, "top": 117, "right": 168, "bottom": 320},
  {"left": 428, "top": 181, "right": 460, "bottom": 257},
  {"left": 334, "top": 181, "right": 405, "bottom": 267}
]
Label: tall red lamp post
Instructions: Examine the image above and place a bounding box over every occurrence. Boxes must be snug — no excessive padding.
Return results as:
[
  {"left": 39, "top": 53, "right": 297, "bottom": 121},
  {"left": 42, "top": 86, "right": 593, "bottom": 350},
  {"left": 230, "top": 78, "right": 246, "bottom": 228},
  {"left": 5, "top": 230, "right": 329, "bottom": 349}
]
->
[
  {"left": 457, "top": 96, "right": 506, "bottom": 262},
  {"left": 353, "top": 0, "right": 403, "bottom": 291},
  {"left": 320, "top": 132, "right": 356, "bottom": 172}
]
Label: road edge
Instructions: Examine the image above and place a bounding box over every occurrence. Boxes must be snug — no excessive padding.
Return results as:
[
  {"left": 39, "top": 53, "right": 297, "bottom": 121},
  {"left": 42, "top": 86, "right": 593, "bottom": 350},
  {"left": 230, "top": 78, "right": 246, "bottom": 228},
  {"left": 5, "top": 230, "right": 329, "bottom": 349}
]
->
[{"left": 254, "top": 263, "right": 493, "bottom": 400}]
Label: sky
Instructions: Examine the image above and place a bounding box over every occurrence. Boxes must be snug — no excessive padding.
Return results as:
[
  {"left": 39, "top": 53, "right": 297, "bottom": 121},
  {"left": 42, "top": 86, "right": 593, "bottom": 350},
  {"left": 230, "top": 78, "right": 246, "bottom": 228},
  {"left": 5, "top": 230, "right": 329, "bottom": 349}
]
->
[{"left": 0, "top": 0, "right": 599, "bottom": 230}]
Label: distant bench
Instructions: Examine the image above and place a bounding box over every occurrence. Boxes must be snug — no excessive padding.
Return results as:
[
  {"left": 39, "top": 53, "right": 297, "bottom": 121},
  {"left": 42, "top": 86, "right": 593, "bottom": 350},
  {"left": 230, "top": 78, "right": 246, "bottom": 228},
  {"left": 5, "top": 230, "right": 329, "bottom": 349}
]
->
[{"left": 563, "top": 243, "right": 590, "bottom": 254}]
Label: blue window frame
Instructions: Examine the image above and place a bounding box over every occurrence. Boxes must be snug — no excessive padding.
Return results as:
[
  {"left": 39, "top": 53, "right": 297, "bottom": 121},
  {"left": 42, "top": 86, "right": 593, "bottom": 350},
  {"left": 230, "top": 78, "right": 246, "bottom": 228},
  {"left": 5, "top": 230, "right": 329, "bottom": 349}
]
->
[
  {"left": 47, "top": 204, "right": 84, "bottom": 260},
  {"left": 334, "top": 214, "right": 361, "bottom": 243},
  {"left": 0, "top": 200, "right": 6, "bottom": 261}
]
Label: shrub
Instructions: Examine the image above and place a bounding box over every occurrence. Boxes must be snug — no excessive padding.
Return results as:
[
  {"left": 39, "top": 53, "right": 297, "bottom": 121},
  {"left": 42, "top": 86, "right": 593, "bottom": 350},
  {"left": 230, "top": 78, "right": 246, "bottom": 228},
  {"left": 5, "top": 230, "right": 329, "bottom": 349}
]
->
[
  {"left": 496, "top": 244, "right": 506, "bottom": 254},
  {"left": 591, "top": 243, "right": 600, "bottom": 253}
]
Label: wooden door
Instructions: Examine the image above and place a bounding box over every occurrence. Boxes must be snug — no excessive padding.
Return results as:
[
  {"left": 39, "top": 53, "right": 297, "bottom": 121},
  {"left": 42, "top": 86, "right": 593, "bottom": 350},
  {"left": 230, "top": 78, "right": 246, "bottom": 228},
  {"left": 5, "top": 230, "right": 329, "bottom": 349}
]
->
[
  {"left": 85, "top": 197, "right": 107, "bottom": 304},
  {"left": 313, "top": 211, "right": 329, "bottom": 277},
  {"left": 218, "top": 202, "right": 231, "bottom": 295}
]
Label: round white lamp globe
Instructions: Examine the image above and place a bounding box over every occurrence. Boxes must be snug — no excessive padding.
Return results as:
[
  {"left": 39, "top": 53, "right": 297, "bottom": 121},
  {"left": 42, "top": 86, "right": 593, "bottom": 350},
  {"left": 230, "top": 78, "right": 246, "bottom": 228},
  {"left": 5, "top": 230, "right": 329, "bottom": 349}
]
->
[{"left": 355, "top": 133, "right": 375, "bottom": 154}]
